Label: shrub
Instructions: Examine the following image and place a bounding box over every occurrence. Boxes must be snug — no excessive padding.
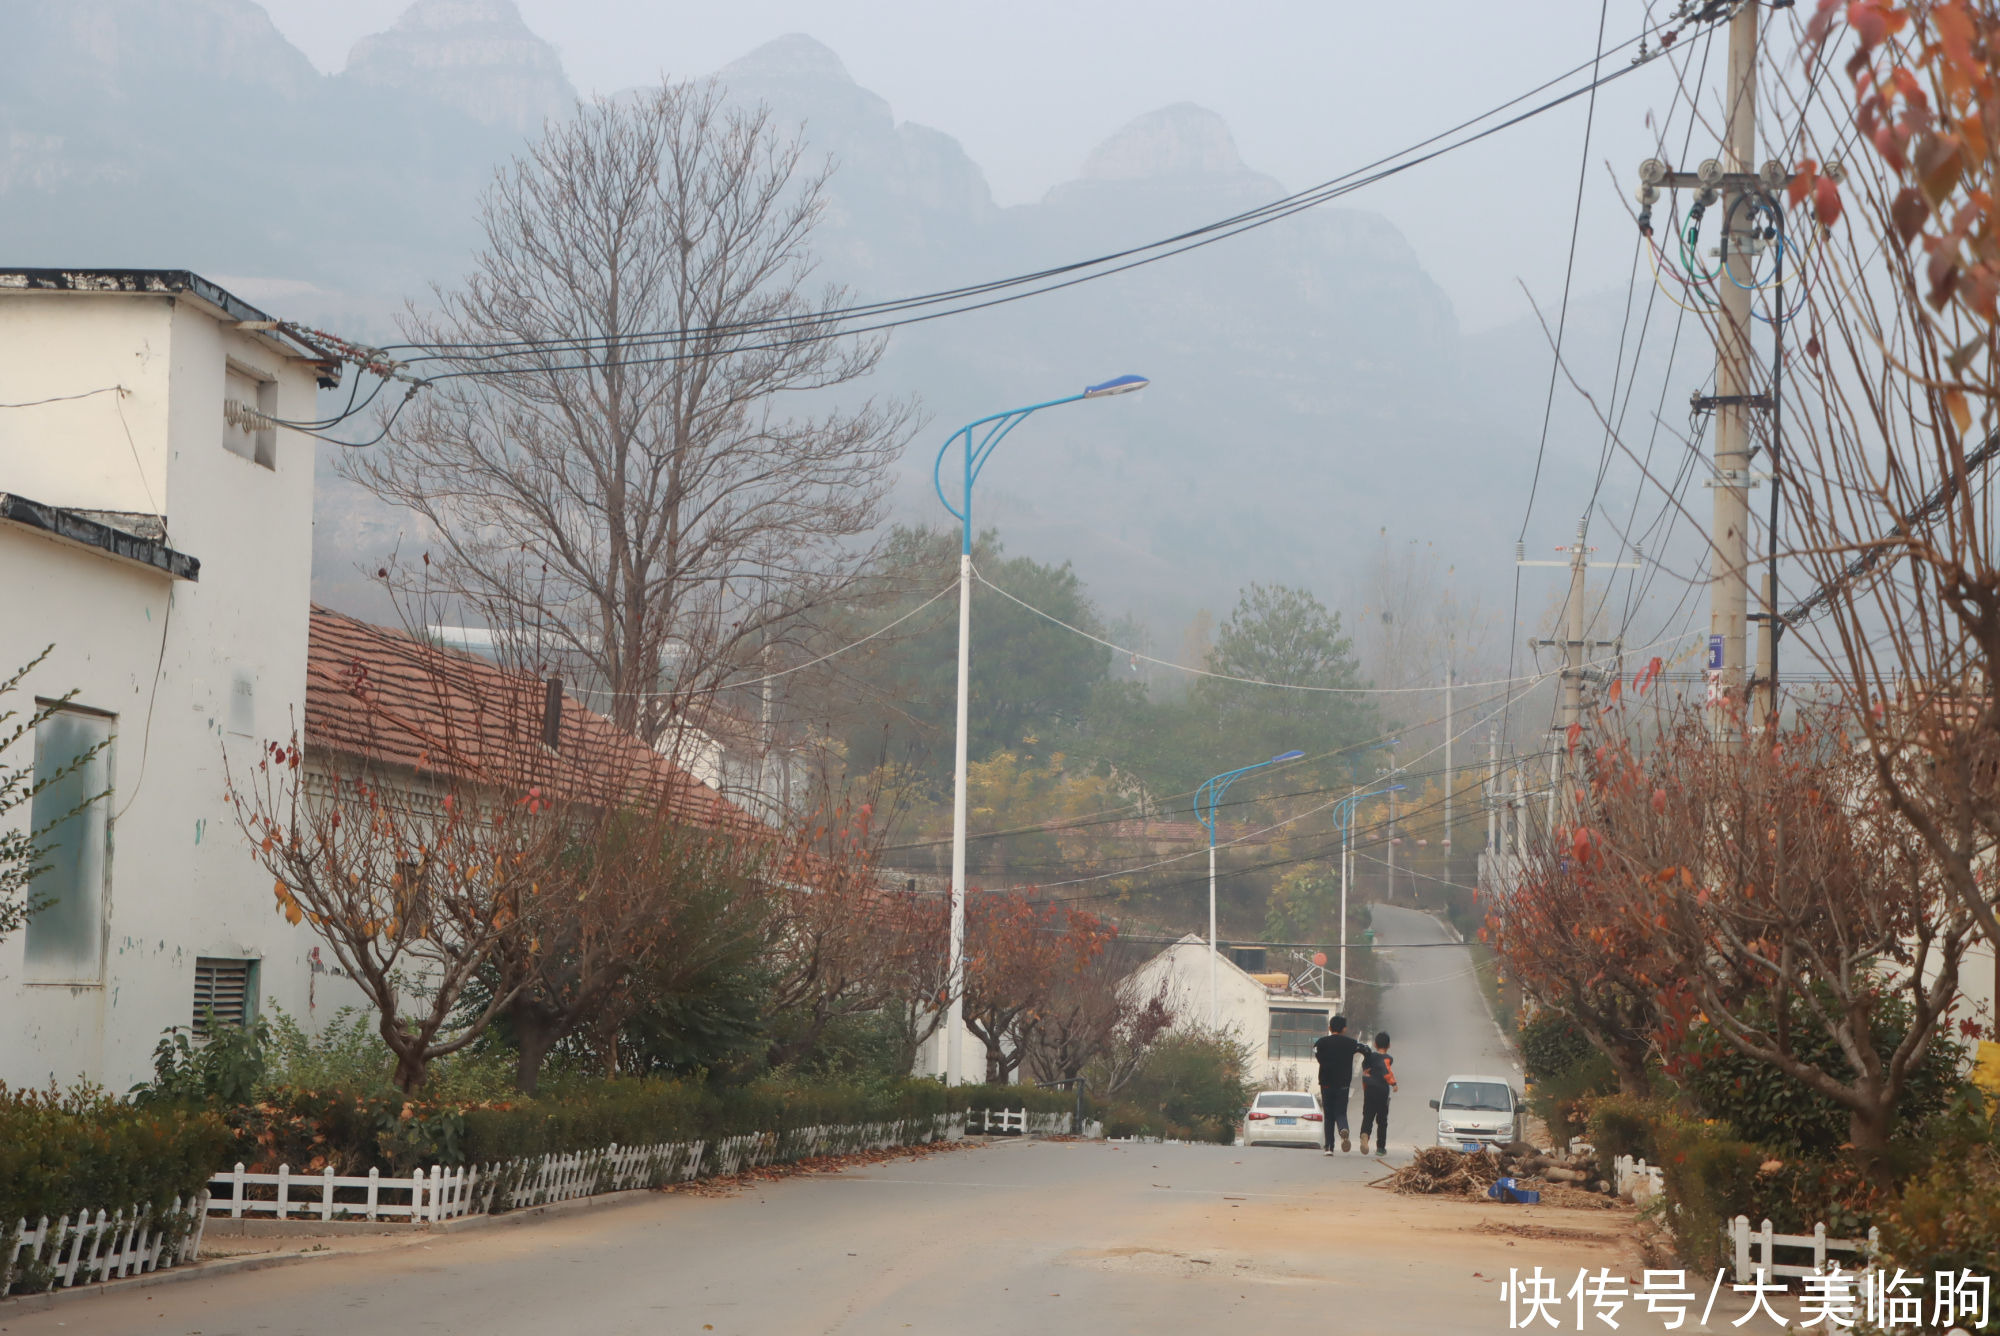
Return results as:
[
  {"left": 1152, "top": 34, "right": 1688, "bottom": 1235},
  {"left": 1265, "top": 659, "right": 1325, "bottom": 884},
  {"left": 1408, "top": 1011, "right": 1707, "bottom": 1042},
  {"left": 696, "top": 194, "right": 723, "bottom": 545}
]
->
[
  {"left": 1585, "top": 1094, "right": 1767, "bottom": 1270},
  {"left": 0, "top": 1083, "right": 230, "bottom": 1228},
  {"left": 1108, "top": 1029, "right": 1252, "bottom": 1145},
  {"left": 1520, "top": 1012, "right": 1618, "bottom": 1144},
  {"left": 1879, "top": 1148, "right": 2000, "bottom": 1281},
  {"left": 1520, "top": 1011, "right": 1604, "bottom": 1085}
]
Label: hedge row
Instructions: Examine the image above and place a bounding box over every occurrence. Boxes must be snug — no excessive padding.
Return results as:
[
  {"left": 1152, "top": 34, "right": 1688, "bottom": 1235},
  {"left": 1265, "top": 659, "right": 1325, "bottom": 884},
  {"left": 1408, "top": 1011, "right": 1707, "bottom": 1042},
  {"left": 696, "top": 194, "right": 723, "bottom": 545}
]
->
[
  {"left": 3, "top": 1077, "right": 1089, "bottom": 1229},
  {"left": 0, "top": 1085, "right": 232, "bottom": 1228}
]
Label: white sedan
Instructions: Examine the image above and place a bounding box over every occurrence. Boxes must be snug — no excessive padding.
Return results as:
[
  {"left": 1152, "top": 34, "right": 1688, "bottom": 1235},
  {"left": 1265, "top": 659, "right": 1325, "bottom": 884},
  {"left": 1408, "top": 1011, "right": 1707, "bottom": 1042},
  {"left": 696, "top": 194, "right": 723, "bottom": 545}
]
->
[{"left": 1241, "top": 1090, "right": 1326, "bottom": 1147}]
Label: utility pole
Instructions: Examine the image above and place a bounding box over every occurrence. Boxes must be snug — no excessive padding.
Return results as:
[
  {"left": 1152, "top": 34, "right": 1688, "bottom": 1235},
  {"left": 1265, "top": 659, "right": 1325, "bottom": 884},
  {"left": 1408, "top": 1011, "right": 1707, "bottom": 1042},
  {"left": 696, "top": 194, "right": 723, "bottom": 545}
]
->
[
  {"left": 1710, "top": 1, "right": 1761, "bottom": 747},
  {"left": 1484, "top": 728, "right": 1498, "bottom": 891},
  {"left": 1386, "top": 781, "right": 1399, "bottom": 901},
  {"left": 1442, "top": 640, "right": 1455, "bottom": 882},
  {"left": 1634, "top": 4, "right": 1793, "bottom": 748},
  {"left": 1519, "top": 518, "right": 1639, "bottom": 822}
]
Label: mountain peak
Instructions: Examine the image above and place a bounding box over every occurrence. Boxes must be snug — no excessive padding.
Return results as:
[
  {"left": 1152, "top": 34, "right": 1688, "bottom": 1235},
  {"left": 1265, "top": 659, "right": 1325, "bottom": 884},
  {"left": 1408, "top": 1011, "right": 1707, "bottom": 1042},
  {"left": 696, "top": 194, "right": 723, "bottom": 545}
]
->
[
  {"left": 720, "top": 34, "right": 854, "bottom": 85},
  {"left": 1081, "top": 103, "right": 1250, "bottom": 182},
  {"left": 344, "top": 0, "right": 574, "bottom": 134}
]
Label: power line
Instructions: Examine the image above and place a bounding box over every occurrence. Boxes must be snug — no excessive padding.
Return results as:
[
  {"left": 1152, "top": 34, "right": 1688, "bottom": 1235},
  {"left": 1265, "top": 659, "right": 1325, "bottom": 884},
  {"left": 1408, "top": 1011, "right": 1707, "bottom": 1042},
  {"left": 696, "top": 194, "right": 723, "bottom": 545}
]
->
[
  {"left": 1506, "top": 0, "right": 1614, "bottom": 747},
  {"left": 370, "top": 14, "right": 1722, "bottom": 386}
]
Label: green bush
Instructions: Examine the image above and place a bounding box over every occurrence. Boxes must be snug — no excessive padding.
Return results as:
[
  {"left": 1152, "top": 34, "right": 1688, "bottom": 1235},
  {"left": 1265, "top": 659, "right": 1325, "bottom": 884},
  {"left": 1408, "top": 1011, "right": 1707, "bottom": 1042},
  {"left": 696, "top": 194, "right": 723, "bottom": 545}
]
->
[
  {"left": 0, "top": 1083, "right": 230, "bottom": 1228},
  {"left": 1520, "top": 1012, "right": 1618, "bottom": 1145},
  {"left": 1102, "top": 1029, "right": 1252, "bottom": 1145},
  {"left": 1673, "top": 1003, "right": 1962, "bottom": 1159},
  {"left": 1519, "top": 1012, "right": 1603, "bottom": 1085}
]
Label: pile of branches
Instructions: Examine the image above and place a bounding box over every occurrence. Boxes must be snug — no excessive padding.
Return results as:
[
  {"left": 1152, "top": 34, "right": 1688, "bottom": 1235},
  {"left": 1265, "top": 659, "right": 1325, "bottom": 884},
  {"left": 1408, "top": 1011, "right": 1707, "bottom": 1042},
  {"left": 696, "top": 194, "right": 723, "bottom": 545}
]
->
[{"left": 1385, "top": 1144, "right": 1610, "bottom": 1201}]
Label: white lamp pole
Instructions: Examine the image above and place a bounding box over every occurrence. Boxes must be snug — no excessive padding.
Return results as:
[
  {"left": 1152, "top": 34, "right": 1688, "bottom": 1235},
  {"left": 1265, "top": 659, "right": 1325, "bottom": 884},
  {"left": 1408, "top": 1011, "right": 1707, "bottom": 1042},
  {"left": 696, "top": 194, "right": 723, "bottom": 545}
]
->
[{"left": 934, "top": 375, "right": 1148, "bottom": 1085}]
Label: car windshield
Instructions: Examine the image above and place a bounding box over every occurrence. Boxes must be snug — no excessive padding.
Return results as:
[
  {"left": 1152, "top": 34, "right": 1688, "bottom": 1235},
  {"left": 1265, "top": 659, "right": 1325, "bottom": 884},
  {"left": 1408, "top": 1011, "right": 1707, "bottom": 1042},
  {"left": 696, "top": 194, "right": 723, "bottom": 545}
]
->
[
  {"left": 1256, "top": 1094, "right": 1317, "bottom": 1109},
  {"left": 1441, "top": 1081, "right": 1511, "bottom": 1112}
]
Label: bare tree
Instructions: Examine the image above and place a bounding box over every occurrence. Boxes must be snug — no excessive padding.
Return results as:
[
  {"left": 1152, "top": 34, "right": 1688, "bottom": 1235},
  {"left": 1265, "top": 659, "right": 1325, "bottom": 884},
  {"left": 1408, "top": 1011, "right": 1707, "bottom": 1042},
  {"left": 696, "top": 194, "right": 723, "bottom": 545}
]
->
[
  {"left": 347, "top": 80, "right": 915, "bottom": 752},
  {"left": 1765, "top": 3, "right": 2000, "bottom": 972}
]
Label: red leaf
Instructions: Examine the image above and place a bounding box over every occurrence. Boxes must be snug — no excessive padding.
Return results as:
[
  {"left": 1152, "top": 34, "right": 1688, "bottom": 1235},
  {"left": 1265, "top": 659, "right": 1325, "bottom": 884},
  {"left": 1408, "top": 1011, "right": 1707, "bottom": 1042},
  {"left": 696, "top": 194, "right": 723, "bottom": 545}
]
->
[{"left": 1815, "top": 175, "right": 1845, "bottom": 229}]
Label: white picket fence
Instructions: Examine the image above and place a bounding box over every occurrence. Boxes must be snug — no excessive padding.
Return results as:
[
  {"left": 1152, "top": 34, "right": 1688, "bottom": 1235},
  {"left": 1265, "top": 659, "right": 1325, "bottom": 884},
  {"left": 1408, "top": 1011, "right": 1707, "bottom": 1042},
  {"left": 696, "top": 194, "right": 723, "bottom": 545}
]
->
[
  {"left": 963, "top": 1107, "right": 1102, "bottom": 1138},
  {"left": 1726, "top": 1214, "right": 1880, "bottom": 1283},
  {"left": 207, "top": 1111, "right": 984, "bottom": 1226},
  {"left": 1612, "top": 1153, "right": 1666, "bottom": 1206},
  {"left": 2, "top": 1194, "right": 208, "bottom": 1298}
]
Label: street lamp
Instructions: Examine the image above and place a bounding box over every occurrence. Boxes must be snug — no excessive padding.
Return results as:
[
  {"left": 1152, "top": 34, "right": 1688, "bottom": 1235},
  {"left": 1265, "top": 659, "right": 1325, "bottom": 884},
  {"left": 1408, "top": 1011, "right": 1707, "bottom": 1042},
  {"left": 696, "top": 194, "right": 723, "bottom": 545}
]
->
[
  {"left": 1194, "top": 749, "right": 1304, "bottom": 1027},
  {"left": 1334, "top": 781, "right": 1404, "bottom": 1013},
  {"left": 932, "top": 374, "right": 1149, "bottom": 1086}
]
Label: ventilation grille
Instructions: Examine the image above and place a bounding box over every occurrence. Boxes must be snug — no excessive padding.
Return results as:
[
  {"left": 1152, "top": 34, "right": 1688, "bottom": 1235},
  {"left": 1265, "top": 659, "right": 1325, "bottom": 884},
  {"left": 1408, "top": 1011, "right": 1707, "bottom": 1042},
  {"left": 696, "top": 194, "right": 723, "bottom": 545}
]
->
[{"left": 193, "top": 958, "right": 253, "bottom": 1035}]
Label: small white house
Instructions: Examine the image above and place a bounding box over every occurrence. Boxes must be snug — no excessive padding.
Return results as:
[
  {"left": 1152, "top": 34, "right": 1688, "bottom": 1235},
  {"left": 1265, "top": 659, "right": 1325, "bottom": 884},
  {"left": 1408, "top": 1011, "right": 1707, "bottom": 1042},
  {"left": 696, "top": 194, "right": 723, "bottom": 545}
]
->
[
  {"left": 1128, "top": 934, "right": 1339, "bottom": 1090},
  {"left": 0, "top": 269, "right": 365, "bottom": 1092}
]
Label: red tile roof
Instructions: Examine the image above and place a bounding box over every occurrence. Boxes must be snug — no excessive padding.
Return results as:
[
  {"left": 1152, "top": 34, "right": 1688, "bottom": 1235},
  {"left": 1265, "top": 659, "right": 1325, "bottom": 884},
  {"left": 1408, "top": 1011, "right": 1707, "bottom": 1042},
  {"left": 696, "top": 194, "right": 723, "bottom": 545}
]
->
[{"left": 304, "top": 605, "right": 754, "bottom": 828}]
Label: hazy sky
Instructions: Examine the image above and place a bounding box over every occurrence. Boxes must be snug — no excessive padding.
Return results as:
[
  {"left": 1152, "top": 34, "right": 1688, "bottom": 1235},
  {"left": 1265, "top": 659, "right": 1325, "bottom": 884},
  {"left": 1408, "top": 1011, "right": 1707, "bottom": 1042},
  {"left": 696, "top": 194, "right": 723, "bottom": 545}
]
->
[{"left": 256, "top": 1, "right": 1821, "bottom": 333}]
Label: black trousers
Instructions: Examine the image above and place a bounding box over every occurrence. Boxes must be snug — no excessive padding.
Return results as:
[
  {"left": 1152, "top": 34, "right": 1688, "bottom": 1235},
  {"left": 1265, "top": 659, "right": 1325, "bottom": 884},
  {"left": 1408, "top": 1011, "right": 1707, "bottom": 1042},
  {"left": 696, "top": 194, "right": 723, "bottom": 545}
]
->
[
  {"left": 1360, "top": 1082, "right": 1390, "bottom": 1145},
  {"left": 1319, "top": 1083, "right": 1350, "bottom": 1144}
]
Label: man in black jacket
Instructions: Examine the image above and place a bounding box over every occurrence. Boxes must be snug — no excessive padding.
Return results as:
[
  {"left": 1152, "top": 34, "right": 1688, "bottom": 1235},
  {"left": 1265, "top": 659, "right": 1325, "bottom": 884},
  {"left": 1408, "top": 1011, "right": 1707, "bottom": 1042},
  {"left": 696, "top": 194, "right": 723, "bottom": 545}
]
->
[{"left": 1311, "top": 1015, "right": 1366, "bottom": 1154}]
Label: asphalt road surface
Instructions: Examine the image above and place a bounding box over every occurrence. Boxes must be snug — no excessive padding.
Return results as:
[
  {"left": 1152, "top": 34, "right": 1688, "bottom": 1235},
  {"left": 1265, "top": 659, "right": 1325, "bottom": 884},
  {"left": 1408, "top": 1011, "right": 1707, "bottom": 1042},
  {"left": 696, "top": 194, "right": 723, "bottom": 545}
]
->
[
  {"left": 9, "top": 910, "right": 1743, "bottom": 1335},
  {"left": 1368, "top": 901, "right": 1525, "bottom": 1151}
]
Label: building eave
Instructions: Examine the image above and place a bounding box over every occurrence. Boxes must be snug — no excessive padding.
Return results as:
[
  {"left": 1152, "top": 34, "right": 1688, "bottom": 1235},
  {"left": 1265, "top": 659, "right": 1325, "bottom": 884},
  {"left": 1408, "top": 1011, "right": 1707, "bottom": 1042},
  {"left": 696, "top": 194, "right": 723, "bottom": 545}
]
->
[
  {"left": 0, "top": 492, "right": 199, "bottom": 581},
  {"left": 0, "top": 269, "right": 343, "bottom": 388}
]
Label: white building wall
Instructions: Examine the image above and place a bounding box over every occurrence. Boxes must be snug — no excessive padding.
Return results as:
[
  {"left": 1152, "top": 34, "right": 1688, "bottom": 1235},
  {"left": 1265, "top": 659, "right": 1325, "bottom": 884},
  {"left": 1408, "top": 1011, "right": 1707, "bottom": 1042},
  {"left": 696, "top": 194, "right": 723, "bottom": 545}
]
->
[
  {"left": 0, "top": 283, "right": 366, "bottom": 1092},
  {"left": 1128, "top": 937, "right": 1333, "bottom": 1091}
]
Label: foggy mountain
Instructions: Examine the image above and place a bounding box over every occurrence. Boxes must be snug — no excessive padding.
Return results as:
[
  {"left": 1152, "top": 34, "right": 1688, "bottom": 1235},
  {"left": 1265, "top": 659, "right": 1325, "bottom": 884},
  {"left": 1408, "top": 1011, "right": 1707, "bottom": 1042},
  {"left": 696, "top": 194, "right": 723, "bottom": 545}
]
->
[{"left": 0, "top": 0, "right": 1707, "bottom": 664}]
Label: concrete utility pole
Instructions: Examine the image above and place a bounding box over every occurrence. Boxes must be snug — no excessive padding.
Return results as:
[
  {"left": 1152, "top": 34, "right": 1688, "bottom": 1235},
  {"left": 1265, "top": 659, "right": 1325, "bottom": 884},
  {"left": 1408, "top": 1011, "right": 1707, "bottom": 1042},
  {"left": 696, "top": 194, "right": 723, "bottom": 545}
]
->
[
  {"left": 1635, "top": 5, "right": 1787, "bottom": 747},
  {"left": 1484, "top": 728, "right": 1498, "bottom": 885},
  {"left": 1442, "top": 640, "right": 1454, "bottom": 879},
  {"left": 1386, "top": 780, "right": 1399, "bottom": 901},
  {"left": 1710, "top": 1, "right": 1761, "bottom": 748},
  {"left": 1519, "top": 519, "right": 1639, "bottom": 823}
]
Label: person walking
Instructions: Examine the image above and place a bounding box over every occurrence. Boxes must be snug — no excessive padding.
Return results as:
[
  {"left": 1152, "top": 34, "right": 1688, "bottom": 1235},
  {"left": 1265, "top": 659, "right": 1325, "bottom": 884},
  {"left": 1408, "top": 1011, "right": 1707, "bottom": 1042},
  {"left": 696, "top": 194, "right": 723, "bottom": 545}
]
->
[
  {"left": 1357, "top": 1031, "right": 1396, "bottom": 1155},
  {"left": 1311, "top": 1015, "right": 1366, "bottom": 1154}
]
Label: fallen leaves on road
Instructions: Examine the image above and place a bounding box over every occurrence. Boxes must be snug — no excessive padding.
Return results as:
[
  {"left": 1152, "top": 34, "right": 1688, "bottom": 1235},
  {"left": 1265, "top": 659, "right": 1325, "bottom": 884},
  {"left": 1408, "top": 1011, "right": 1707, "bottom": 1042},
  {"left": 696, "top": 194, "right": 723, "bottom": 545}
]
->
[{"left": 658, "top": 1137, "right": 980, "bottom": 1198}]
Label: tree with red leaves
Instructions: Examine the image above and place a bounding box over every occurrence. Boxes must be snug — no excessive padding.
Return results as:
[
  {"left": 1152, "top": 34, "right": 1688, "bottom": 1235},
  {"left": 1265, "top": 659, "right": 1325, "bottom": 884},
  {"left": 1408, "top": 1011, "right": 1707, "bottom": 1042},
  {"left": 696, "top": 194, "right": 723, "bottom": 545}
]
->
[
  {"left": 1564, "top": 705, "right": 1974, "bottom": 1178},
  {"left": 961, "top": 891, "right": 1119, "bottom": 1085}
]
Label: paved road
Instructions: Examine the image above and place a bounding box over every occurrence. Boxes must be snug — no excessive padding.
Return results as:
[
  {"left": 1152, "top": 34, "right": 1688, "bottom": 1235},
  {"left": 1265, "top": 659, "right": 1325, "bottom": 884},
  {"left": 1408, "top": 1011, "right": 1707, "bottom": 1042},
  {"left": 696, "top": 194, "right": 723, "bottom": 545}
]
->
[
  {"left": 3, "top": 1140, "right": 1670, "bottom": 1336},
  {"left": 9, "top": 909, "right": 1705, "bottom": 1335},
  {"left": 1368, "top": 902, "right": 1524, "bottom": 1151}
]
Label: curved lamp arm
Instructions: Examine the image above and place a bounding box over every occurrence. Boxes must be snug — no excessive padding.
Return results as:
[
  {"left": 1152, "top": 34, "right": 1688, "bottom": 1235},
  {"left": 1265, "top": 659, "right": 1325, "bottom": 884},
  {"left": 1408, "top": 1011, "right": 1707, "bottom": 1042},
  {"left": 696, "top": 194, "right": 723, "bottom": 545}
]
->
[
  {"left": 1194, "top": 749, "right": 1305, "bottom": 836},
  {"left": 932, "top": 376, "right": 1149, "bottom": 553}
]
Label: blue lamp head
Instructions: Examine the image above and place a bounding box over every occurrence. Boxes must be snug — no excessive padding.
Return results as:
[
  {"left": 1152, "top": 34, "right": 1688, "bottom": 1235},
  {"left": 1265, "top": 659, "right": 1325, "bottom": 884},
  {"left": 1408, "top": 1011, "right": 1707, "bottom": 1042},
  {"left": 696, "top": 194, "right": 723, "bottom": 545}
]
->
[
  {"left": 1082, "top": 374, "right": 1149, "bottom": 398},
  {"left": 1271, "top": 750, "right": 1305, "bottom": 763}
]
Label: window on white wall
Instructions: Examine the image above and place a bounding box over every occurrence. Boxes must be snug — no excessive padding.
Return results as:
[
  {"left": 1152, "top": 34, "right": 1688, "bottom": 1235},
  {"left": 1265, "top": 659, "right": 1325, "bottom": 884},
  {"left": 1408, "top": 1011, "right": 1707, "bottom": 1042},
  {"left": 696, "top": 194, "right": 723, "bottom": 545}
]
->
[
  {"left": 1266, "top": 1008, "right": 1325, "bottom": 1061},
  {"left": 23, "top": 707, "right": 113, "bottom": 981},
  {"left": 192, "top": 958, "right": 258, "bottom": 1035},
  {"left": 223, "top": 365, "right": 277, "bottom": 469}
]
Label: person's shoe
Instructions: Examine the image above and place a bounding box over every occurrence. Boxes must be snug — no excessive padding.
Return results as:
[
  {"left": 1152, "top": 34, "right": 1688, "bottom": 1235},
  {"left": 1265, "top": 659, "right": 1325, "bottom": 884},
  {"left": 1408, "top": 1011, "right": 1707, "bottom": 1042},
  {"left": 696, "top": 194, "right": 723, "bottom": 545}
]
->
[
  {"left": 1340, "top": 1130, "right": 1352, "bottom": 1153},
  {"left": 1323, "top": 1148, "right": 1335, "bottom": 1156}
]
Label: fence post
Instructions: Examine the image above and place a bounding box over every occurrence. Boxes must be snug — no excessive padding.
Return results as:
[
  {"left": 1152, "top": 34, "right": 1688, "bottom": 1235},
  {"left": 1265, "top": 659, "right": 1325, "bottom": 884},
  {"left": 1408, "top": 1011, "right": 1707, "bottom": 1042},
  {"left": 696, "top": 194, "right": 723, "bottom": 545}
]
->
[
  {"left": 1812, "top": 1221, "right": 1827, "bottom": 1274},
  {"left": 275, "top": 1165, "right": 292, "bottom": 1221},
  {"left": 1759, "top": 1220, "right": 1775, "bottom": 1281},
  {"left": 1732, "top": 1215, "right": 1751, "bottom": 1283},
  {"left": 411, "top": 1167, "right": 425, "bottom": 1226},
  {"left": 228, "top": 1162, "right": 247, "bottom": 1220},
  {"left": 320, "top": 1166, "right": 336, "bottom": 1223}
]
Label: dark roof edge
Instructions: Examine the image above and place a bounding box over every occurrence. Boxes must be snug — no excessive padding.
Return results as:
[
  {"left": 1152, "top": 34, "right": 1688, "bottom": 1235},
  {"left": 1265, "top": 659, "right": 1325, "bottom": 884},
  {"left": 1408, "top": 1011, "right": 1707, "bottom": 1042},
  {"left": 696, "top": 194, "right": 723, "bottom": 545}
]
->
[
  {"left": 0, "top": 492, "right": 199, "bottom": 581},
  {"left": 0, "top": 269, "right": 342, "bottom": 388}
]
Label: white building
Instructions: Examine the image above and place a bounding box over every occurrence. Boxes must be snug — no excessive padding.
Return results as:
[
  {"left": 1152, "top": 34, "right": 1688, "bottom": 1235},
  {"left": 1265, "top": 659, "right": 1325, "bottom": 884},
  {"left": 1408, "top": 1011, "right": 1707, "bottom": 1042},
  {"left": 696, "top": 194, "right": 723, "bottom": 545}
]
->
[
  {"left": 1129, "top": 934, "right": 1339, "bottom": 1090},
  {"left": 0, "top": 268, "right": 364, "bottom": 1091}
]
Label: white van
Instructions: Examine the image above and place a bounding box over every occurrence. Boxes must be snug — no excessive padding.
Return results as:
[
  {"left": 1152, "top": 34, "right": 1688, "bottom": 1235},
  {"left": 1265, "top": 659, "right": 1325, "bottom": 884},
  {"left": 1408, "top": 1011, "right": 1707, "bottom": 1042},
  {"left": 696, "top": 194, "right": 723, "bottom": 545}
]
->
[{"left": 1428, "top": 1073, "right": 1523, "bottom": 1149}]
